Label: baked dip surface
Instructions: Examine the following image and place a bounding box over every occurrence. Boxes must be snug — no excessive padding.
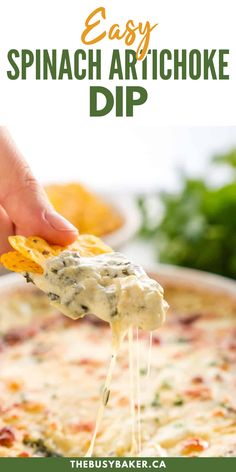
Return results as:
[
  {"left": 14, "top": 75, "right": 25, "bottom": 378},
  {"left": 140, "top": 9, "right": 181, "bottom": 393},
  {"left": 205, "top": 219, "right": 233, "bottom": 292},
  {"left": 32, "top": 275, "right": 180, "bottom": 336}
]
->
[{"left": 0, "top": 280, "right": 236, "bottom": 457}]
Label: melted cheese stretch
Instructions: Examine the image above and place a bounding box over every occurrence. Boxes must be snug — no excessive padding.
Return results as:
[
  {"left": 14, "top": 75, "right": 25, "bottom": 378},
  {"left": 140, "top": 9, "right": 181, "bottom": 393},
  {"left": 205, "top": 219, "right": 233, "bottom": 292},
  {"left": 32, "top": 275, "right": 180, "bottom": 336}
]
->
[
  {"left": 29, "top": 251, "right": 168, "bottom": 456},
  {"left": 129, "top": 328, "right": 137, "bottom": 455},
  {"left": 31, "top": 251, "right": 168, "bottom": 346},
  {"left": 85, "top": 352, "right": 117, "bottom": 457},
  {"left": 136, "top": 328, "right": 141, "bottom": 454}
]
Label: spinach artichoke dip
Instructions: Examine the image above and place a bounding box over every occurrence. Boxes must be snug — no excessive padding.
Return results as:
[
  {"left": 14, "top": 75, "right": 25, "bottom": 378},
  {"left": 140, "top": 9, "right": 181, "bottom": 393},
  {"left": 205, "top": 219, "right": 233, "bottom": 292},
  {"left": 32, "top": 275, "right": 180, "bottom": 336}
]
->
[
  {"left": 0, "top": 238, "right": 168, "bottom": 457},
  {"left": 2, "top": 237, "right": 236, "bottom": 457},
  {"left": 26, "top": 250, "right": 168, "bottom": 456},
  {"left": 30, "top": 251, "right": 168, "bottom": 347}
]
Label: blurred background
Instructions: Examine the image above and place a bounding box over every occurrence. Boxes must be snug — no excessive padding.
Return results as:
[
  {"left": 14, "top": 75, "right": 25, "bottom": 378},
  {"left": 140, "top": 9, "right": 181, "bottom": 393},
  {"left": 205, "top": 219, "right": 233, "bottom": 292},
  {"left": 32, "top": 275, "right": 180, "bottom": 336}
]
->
[
  {"left": 2, "top": 125, "right": 236, "bottom": 279},
  {"left": 9, "top": 125, "right": 236, "bottom": 192}
]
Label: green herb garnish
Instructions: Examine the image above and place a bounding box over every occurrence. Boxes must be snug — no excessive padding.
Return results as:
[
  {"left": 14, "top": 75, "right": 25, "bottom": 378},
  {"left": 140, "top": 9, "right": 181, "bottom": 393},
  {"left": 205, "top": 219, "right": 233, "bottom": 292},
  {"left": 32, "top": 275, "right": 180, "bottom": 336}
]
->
[
  {"left": 173, "top": 397, "right": 184, "bottom": 406},
  {"left": 176, "top": 337, "right": 189, "bottom": 343},
  {"left": 23, "top": 438, "right": 62, "bottom": 457},
  {"left": 138, "top": 148, "right": 236, "bottom": 279},
  {"left": 140, "top": 367, "right": 148, "bottom": 375},
  {"left": 160, "top": 381, "right": 172, "bottom": 390},
  {"left": 103, "top": 388, "right": 110, "bottom": 406},
  {"left": 151, "top": 392, "right": 161, "bottom": 408}
]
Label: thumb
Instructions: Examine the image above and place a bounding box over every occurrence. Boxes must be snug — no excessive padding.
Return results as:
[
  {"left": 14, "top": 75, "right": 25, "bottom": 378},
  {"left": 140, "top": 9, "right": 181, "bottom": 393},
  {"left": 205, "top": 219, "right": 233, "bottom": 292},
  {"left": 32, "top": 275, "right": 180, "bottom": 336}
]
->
[
  {"left": 0, "top": 129, "right": 78, "bottom": 245},
  {"left": 5, "top": 175, "right": 78, "bottom": 245}
]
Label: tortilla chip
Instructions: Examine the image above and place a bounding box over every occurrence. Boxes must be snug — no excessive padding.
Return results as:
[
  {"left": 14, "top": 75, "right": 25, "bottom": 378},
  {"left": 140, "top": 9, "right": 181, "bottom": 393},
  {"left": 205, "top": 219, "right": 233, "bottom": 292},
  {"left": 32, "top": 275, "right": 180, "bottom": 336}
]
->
[
  {"left": 0, "top": 234, "right": 112, "bottom": 274},
  {"left": 69, "top": 234, "right": 113, "bottom": 257},
  {"left": 0, "top": 251, "right": 43, "bottom": 274},
  {"left": 45, "top": 183, "right": 123, "bottom": 237},
  {"left": 8, "top": 236, "right": 62, "bottom": 266}
]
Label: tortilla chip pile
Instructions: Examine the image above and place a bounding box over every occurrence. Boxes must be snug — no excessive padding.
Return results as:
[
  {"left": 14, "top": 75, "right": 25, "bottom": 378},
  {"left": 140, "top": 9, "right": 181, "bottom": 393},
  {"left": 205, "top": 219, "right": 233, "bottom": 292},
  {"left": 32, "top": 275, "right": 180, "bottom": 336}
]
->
[
  {"left": 45, "top": 183, "right": 123, "bottom": 237},
  {"left": 0, "top": 235, "right": 112, "bottom": 274}
]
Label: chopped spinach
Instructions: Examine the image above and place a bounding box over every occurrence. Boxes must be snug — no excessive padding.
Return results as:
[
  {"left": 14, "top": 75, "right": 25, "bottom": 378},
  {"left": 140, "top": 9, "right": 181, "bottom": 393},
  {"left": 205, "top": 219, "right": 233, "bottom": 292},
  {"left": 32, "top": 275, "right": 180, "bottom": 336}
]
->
[
  {"left": 48, "top": 292, "right": 60, "bottom": 301},
  {"left": 151, "top": 392, "right": 161, "bottom": 408},
  {"left": 23, "top": 438, "right": 62, "bottom": 457},
  {"left": 173, "top": 397, "right": 184, "bottom": 406},
  {"left": 24, "top": 273, "right": 34, "bottom": 284},
  {"left": 140, "top": 367, "right": 148, "bottom": 375}
]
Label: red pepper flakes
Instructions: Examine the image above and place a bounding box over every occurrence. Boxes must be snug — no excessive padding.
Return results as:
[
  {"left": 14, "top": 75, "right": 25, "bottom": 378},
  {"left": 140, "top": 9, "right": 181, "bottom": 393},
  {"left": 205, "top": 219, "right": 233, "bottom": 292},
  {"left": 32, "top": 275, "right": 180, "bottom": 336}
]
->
[
  {"left": 178, "top": 314, "right": 201, "bottom": 326},
  {"left": 191, "top": 376, "right": 204, "bottom": 384},
  {"left": 0, "top": 427, "right": 15, "bottom": 447},
  {"left": 152, "top": 335, "right": 161, "bottom": 345},
  {"left": 184, "top": 386, "right": 212, "bottom": 400},
  {"left": 69, "top": 421, "right": 94, "bottom": 433},
  {"left": 18, "top": 451, "right": 30, "bottom": 457},
  {"left": 181, "top": 437, "right": 209, "bottom": 455},
  {"left": 4, "top": 325, "right": 38, "bottom": 345}
]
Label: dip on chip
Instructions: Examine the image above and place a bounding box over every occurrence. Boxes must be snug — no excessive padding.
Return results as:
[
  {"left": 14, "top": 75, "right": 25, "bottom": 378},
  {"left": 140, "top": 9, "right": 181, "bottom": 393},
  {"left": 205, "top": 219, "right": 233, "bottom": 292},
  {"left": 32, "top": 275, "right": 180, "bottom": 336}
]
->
[
  {"left": 0, "top": 234, "right": 112, "bottom": 274},
  {"left": 0, "top": 234, "right": 167, "bottom": 343},
  {"left": 0, "top": 233, "right": 168, "bottom": 457},
  {"left": 32, "top": 251, "right": 167, "bottom": 334}
]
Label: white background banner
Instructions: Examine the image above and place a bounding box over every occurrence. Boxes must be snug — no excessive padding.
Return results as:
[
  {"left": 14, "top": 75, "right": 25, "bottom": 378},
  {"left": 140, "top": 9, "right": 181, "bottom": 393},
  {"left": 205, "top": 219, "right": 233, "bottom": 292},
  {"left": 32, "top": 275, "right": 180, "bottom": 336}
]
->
[{"left": 0, "top": 0, "right": 235, "bottom": 126}]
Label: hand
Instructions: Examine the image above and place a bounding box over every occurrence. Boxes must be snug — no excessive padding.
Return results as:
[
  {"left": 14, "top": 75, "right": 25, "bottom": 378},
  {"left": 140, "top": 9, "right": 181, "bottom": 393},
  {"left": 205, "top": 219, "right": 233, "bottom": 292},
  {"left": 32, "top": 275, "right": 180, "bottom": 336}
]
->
[{"left": 0, "top": 127, "right": 78, "bottom": 254}]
